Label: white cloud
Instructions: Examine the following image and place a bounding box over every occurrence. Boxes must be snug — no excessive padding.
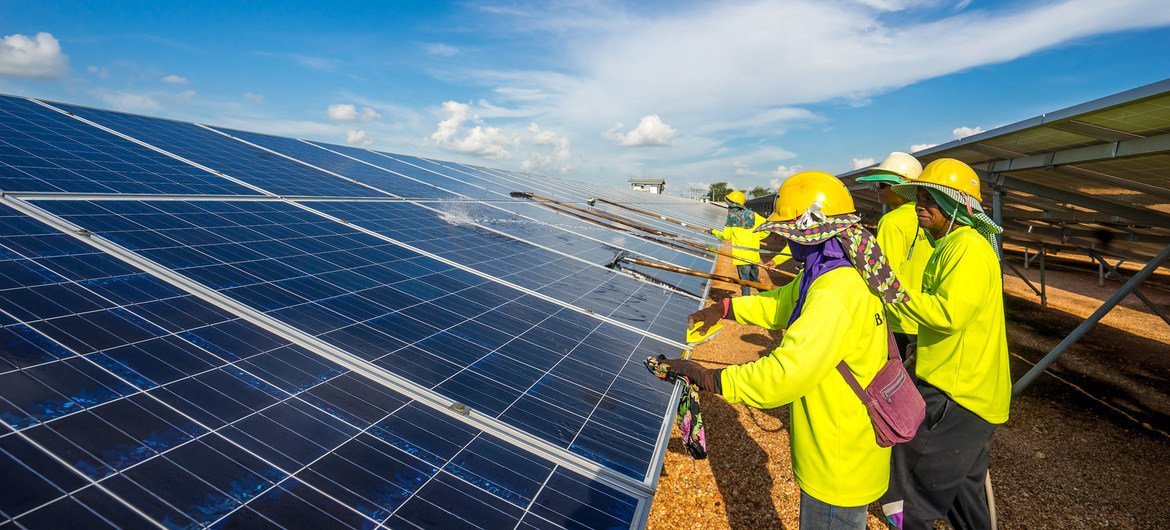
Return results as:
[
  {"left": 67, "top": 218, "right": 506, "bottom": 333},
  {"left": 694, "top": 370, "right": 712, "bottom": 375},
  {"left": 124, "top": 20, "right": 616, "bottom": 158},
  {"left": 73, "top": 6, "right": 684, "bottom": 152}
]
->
[
  {"left": 256, "top": 51, "right": 336, "bottom": 71},
  {"left": 92, "top": 89, "right": 161, "bottom": 112},
  {"left": 952, "top": 125, "right": 984, "bottom": 139},
  {"left": 161, "top": 74, "right": 188, "bottom": 85},
  {"left": 852, "top": 157, "right": 875, "bottom": 169},
  {"left": 770, "top": 165, "right": 805, "bottom": 188},
  {"left": 328, "top": 103, "right": 382, "bottom": 122},
  {"left": 328, "top": 104, "right": 358, "bottom": 121},
  {"left": 360, "top": 107, "right": 382, "bottom": 122},
  {"left": 455, "top": 0, "right": 1170, "bottom": 184},
  {"left": 910, "top": 143, "right": 938, "bottom": 152},
  {"left": 424, "top": 43, "right": 461, "bottom": 57},
  {"left": 243, "top": 92, "right": 264, "bottom": 102},
  {"left": 605, "top": 114, "right": 677, "bottom": 146},
  {"left": 87, "top": 65, "right": 109, "bottom": 79},
  {"left": 346, "top": 129, "right": 372, "bottom": 145},
  {"left": 91, "top": 88, "right": 196, "bottom": 112},
  {"left": 522, "top": 123, "right": 573, "bottom": 173},
  {"left": 430, "top": 100, "right": 518, "bottom": 159},
  {"left": 733, "top": 162, "right": 758, "bottom": 176},
  {"left": 0, "top": 32, "right": 68, "bottom": 79}
]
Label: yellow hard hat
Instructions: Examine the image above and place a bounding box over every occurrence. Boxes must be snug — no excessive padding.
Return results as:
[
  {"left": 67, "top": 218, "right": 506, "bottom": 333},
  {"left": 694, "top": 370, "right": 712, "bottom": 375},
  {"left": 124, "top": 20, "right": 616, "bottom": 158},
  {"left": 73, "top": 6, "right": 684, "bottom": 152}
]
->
[
  {"left": 916, "top": 158, "right": 983, "bottom": 202},
  {"left": 767, "top": 171, "right": 855, "bottom": 222},
  {"left": 725, "top": 190, "right": 746, "bottom": 205}
]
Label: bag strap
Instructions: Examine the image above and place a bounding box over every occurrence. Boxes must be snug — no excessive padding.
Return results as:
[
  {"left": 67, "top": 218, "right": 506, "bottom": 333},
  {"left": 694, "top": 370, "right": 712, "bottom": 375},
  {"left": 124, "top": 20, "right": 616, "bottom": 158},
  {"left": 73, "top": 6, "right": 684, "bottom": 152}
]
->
[{"left": 836, "top": 324, "right": 900, "bottom": 404}]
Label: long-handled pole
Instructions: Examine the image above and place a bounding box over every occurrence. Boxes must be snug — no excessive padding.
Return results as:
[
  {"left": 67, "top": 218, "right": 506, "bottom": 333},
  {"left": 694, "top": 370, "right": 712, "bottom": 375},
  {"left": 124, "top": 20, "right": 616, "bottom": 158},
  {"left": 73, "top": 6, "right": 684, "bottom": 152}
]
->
[
  {"left": 511, "top": 191, "right": 792, "bottom": 276},
  {"left": 590, "top": 196, "right": 714, "bottom": 233},
  {"left": 609, "top": 252, "right": 777, "bottom": 290}
]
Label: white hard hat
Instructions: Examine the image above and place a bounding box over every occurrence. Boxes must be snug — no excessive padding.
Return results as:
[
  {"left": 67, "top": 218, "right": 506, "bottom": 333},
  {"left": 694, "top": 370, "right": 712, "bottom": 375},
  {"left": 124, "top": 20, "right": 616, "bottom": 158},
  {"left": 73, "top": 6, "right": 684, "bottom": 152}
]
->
[{"left": 866, "top": 152, "right": 923, "bottom": 181}]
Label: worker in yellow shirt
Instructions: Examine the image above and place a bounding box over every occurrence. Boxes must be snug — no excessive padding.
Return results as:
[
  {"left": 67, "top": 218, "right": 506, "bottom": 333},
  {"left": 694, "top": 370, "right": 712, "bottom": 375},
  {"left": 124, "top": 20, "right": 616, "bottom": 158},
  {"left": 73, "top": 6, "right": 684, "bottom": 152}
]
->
[
  {"left": 660, "top": 171, "right": 909, "bottom": 529},
  {"left": 856, "top": 152, "right": 933, "bottom": 356},
  {"left": 711, "top": 190, "right": 771, "bottom": 295},
  {"left": 880, "top": 158, "right": 1011, "bottom": 529}
]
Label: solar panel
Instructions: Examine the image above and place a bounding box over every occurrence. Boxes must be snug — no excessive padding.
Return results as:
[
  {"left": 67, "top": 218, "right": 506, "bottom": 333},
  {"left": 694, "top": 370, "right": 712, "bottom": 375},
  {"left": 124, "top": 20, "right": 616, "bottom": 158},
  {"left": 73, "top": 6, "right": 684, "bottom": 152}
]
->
[
  {"left": 0, "top": 197, "right": 649, "bottom": 529},
  {"left": 46, "top": 102, "right": 385, "bottom": 198},
  {"left": 0, "top": 96, "right": 260, "bottom": 195},
  {"left": 207, "top": 126, "right": 713, "bottom": 293},
  {"left": 0, "top": 94, "right": 720, "bottom": 528}
]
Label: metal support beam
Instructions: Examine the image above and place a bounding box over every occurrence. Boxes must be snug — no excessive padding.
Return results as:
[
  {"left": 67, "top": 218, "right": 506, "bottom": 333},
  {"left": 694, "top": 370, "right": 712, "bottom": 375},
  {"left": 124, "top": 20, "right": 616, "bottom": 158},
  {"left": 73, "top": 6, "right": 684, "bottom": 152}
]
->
[
  {"left": 974, "top": 170, "right": 1170, "bottom": 228},
  {"left": 1039, "top": 244, "right": 1048, "bottom": 308},
  {"left": 1013, "top": 242, "right": 1170, "bottom": 394},
  {"left": 980, "top": 130, "right": 1170, "bottom": 175},
  {"left": 1004, "top": 259, "right": 1044, "bottom": 300},
  {"left": 993, "top": 182, "right": 1004, "bottom": 256},
  {"left": 1089, "top": 252, "right": 1170, "bottom": 328}
]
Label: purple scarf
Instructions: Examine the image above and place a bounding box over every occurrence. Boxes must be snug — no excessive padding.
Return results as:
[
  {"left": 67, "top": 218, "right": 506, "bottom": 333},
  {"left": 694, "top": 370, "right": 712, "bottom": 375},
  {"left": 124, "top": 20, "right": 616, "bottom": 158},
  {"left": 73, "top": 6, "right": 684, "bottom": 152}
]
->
[{"left": 787, "top": 237, "right": 853, "bottom": 327}]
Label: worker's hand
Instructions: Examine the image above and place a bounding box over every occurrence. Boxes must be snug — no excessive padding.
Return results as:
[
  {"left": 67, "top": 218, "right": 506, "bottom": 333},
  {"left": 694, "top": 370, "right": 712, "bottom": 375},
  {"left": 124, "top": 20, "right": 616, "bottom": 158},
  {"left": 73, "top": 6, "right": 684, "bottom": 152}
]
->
[
  {"left": 644, "top": 355, "right": 723, "bottom": 394},
  {"left": 687, "top": 299, "right": 732, "bottom": 334}
]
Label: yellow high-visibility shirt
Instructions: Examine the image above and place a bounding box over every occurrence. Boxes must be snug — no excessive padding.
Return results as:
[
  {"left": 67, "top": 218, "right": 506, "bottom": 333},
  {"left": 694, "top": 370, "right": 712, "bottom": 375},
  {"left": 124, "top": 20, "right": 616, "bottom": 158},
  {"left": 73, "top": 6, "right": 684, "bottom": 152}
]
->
[
  {"left": 876, "top": 202, "right": 933, "bottom": 335},
  {"left": 889, "top": 226, "right": 1011, "bottom": 423},
  {"left": 712, "top": 212, "right": 770, "bottom": 266},
  {"left": 721, "top": 267, "right": 891, "bottom": 506}
]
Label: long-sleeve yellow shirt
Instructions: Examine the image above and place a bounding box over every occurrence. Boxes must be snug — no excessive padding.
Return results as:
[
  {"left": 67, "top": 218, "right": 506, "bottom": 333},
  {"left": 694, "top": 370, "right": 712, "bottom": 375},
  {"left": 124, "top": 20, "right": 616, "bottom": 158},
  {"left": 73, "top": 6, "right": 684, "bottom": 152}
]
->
[
  {"left": 889, "top": 226, "right": 1011, "bottom": 423},
  {"left": 712, "top": 212, "right": 770, "bottom": 266},
  {"left": 875, "top": 202, "right": 933, "bottom": 335},
  {"left": 721, "top": 267, "right": 891, "bottom": 506}
]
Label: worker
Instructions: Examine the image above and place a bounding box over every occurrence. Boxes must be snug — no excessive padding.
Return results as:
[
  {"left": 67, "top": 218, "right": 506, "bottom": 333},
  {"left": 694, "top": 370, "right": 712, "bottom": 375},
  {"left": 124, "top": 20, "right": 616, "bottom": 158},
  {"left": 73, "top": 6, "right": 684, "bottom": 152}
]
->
[
  {"left": 880, "top": 158, "right": 1011, "bottom": 529},
  {"left": 711, "top": 189, "right": 771, "bottom": 295},
  {"left": 856, "top": 152, "right": 932, "bottom": 356},
  {"left": 661, "top": 171, "right": 909, "bottom": 529}
]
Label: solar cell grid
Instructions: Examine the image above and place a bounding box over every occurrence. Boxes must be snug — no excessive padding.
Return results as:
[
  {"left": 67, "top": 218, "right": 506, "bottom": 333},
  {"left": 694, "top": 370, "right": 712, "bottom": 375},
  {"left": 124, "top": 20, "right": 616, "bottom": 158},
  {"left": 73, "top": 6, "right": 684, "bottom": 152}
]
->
[
  {"left": 34, "top": 198, "right": 679, "bottom": 482},
  {"left": 0, "top": 203, "right": 646, "bottom": 528},
  {"left": 211, "top": 127, "right": 461, "bottom": 201},
  {"left": 0, "top": 96, "right": 258, "bottom": 195},
  {"left": 45, "top": 101, "right": 384, "bottom": 198},
  {"left": 305, "top": 199, "right": 708, "bottom": 313}
]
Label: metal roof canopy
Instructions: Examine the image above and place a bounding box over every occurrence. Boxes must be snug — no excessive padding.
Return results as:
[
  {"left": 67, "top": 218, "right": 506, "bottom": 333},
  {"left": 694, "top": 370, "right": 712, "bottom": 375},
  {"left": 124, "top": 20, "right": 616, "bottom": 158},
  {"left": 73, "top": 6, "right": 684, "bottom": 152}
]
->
[{"left": 842, "top": 78, "right": 1170, "bottom": 395}]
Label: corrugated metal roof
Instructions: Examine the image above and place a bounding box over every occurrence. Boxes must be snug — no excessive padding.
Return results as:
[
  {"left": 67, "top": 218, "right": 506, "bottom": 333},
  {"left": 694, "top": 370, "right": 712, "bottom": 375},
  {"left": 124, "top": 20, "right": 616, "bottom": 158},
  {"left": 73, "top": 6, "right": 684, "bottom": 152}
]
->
[{"left": 842, "top": 78, "right": 1170, "bottom": 263}]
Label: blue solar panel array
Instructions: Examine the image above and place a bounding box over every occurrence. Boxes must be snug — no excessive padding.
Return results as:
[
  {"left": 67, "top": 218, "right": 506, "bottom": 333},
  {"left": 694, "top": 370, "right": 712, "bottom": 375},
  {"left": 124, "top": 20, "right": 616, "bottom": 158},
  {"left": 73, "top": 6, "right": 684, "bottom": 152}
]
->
[{"left": 0, "top": 93, "right": 730, "bottom": 529}]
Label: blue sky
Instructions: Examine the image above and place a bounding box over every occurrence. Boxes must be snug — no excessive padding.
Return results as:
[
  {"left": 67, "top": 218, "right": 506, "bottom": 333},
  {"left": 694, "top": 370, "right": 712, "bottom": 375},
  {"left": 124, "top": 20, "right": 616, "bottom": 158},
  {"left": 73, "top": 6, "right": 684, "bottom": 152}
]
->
[{"left": 2, "top": 0, "right": 1169, "bottom": 195}]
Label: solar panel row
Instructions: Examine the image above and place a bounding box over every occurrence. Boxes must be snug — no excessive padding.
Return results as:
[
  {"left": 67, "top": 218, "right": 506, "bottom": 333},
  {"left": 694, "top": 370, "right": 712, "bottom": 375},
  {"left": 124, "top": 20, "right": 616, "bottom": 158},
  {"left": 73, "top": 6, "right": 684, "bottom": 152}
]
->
[
  {"left": 0, "top": 205, "right": 644, "bottom": 528},
  {"left": 0, "top": 93, "right": 725, "bottom": 529}
]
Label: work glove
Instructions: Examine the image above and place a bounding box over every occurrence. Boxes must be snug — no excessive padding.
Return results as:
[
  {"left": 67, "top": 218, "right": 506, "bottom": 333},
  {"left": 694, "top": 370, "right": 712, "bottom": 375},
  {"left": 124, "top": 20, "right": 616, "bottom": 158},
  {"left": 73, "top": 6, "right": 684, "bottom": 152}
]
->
[
  {"left": 687, "top": 298, "right": 734, "bottom": 335},
  {"left": 645, "top": 355, "right": 723, "bottom": 394}
]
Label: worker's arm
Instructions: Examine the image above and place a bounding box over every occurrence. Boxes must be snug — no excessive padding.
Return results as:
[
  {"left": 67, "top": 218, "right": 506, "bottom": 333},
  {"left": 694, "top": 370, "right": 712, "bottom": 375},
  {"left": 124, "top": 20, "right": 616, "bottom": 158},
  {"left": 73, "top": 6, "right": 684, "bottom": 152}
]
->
[
  {"left": 770, "top": 245, "right": 792, "bottom": 267},
  {"left": 729, "top": 272, "right": 800, "bottom": 330},
  {"left": 721, "top": 282, "right": 852, "bottom": 409},
  {"left": 889, "top": 237, "right": 989, "bottom": 333}
]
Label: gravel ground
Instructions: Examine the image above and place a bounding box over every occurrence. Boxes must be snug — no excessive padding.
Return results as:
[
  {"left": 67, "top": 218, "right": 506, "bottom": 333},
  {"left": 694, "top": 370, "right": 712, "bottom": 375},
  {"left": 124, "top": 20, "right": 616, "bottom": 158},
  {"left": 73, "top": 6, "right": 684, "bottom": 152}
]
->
[{"left": 647, "top": 249, "right": 1170, "bottom": 529}]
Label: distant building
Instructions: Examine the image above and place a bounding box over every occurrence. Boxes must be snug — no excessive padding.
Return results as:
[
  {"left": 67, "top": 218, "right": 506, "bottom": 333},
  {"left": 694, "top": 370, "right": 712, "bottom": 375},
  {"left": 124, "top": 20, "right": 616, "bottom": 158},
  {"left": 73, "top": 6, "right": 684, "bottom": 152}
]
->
[{"left": 628, "top": 177, "right": 666, "bottom": 194}]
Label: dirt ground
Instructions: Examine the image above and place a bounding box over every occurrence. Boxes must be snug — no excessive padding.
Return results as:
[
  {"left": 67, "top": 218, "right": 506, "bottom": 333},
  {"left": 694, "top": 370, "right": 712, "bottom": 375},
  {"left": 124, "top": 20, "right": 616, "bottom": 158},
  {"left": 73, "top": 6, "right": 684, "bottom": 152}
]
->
[{"left": 647, "top": 248, "right": 1170, "bottom": 529}]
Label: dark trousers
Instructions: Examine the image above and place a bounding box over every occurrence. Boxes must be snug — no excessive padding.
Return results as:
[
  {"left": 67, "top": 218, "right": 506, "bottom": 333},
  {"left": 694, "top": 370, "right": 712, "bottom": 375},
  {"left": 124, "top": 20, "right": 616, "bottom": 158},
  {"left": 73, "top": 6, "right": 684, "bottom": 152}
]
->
[
  {"left": 892, "top": 332, "right": 916, "bottom": 378},
  {"left": 735, "top": 264, "right": 759, "bottom": 296},
  {"left": 882, "top": 382, "right": 998, "bottom": 529}
]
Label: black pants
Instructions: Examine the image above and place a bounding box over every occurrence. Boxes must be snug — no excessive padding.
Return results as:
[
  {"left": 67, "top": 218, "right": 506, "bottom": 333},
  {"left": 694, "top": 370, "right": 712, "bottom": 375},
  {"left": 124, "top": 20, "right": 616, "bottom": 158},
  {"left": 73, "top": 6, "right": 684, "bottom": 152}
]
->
[
  {"left": 882, "top": 382, "right": 998, "bottom": 529},
  {"left": 892, "top": 333, "right": 916, "bottom": 378}
]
